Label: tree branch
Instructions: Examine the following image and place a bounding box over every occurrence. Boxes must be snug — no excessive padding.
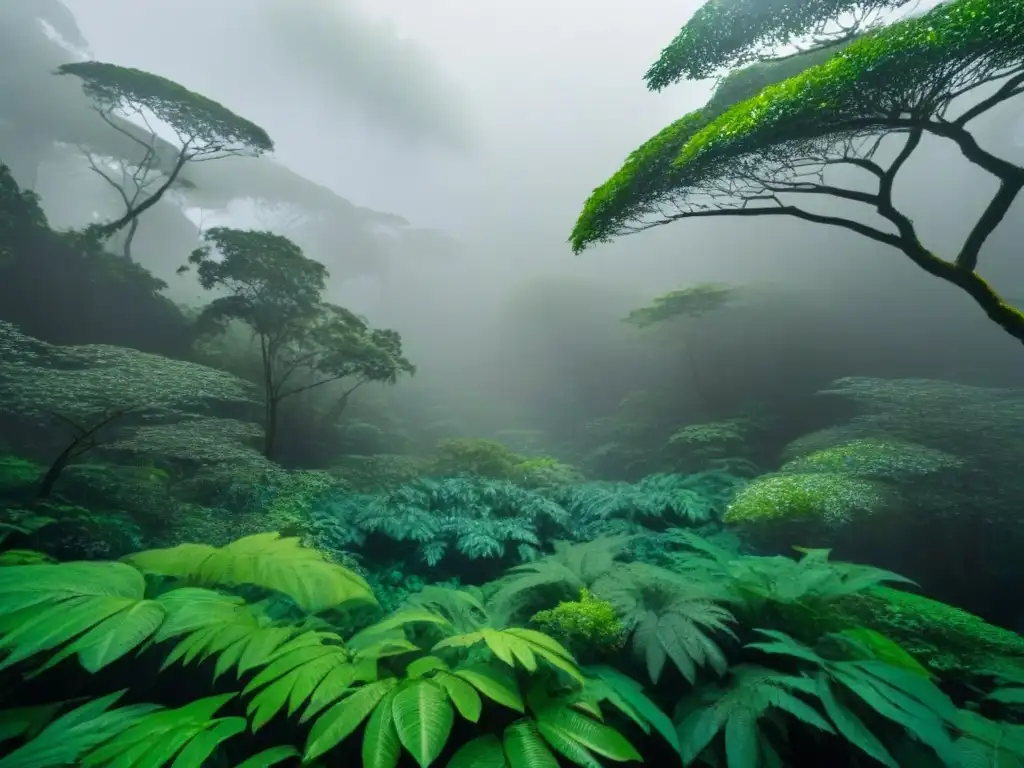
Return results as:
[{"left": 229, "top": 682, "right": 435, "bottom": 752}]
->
[
  {"left": 953, "top": 71, "right": 1024, "bottom": 127},
  {"left": 651, "top": 201, "right": 903, "bottom": 249},
  {"left": 957, "top": 176, "right": 1024, "bottom": 270}
]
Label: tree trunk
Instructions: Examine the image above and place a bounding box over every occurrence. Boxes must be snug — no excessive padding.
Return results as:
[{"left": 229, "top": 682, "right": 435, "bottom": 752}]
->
[
  {"left": 264, "top": 398, "right": 279, "bottom": 459},
  {"left": 98, "top": 150, "right": 190, "bottom": 236},
  {"left": 36, "top": 439, "right": 81, "bottom": 499},
  {"left": 121, "top": 216, "right": 141, "bottom": 261}
]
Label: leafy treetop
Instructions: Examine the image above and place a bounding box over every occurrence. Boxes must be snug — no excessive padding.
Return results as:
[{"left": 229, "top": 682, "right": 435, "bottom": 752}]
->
[
  {"left": 624, "top": 283, "right": 735, "bottom": 327},
  {"left": 644, "top": 0, "right": 913, "bottom": 87},
  {"left": 55, "top": 62, "right": 273, "bottom": 159},
  {"left": 186, "top": 227, "right": 328, "bottom": 339},
  {"left": 574, "top": 0, "right": 1024, "bottom": 254}
]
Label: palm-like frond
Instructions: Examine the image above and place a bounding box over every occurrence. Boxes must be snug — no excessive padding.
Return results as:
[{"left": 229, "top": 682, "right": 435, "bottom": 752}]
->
[
  {"left": 747, "top": 629, "right": 958, "bottom": 767},
  {"left": 126, "top": 532, "right": 377, "bottom": 613}
]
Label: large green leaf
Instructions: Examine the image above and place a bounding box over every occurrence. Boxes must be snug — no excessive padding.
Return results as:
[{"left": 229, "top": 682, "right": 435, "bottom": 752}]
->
[
  {"left": 0, "top": 692, "right": 156, "bottom": 768},
  {"left": 503, "top": 720, "right": 559, "bottom": 768},
  {"left": 304, "top": 679, "right": 398, "bottom": 762},
  {"left": 127, "top": 533, "right": 376, "bottom": 613},
  {"left": 446, "top": 734, "right": 508, "bottom": 768},
  {"left": 393, "top": 680, "right": 455, "bottom": 768},
  {"left": 535, "top": 706, "right": 641, "bottom": 762},
  {"left": 362, "top": 689, "right": 401, "bottom": 768},
  {"left": 454, "top": 665, "right": 524, "bottom": 712}
]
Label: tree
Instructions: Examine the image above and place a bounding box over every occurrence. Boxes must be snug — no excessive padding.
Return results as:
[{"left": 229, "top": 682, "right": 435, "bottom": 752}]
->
[
  {"left": 183, "top": 227, "right": 416, "bottom": 459},
  {"left": 571, "top": 0, "right": 1024, "bottom": 345},
  {"left": 0, "top": 322, "right": 262, "bottom": 499},
  {"left": 56, "top": 62, "right": 274, "bottom": 239}
]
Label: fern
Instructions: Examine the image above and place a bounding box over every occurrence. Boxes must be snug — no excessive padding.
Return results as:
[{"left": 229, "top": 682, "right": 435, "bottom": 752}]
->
[
  {"left": 553, "top": 471, "right": 741, "bottom": 539},
  {"left": 314, "top": 477, "right": 568, "bottom": 569},
  {"left": 487, "top": 537, "right": 634, "bottom": 625},
  {"left": 594, "top": 562, "right": 735, "bottom": 684},
  {"left": 671, "top": 533, "right": 914, "bottom": 619},
  {"left": 126, "top": 532, "right": 377, "bottom": 613}
]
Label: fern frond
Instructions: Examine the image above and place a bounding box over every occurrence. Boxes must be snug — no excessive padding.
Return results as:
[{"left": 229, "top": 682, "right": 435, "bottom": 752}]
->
[
  {"left": 126, "top": 532, "right": 377, "bottom": 613},
  {"left": 594, "top": 563, "right": 735, "bottom": 684}
]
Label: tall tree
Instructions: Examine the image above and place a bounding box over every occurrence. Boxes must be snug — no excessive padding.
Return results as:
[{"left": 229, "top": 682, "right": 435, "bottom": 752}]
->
[
  {"left": 56, "top": 62, "right": 274, "bottom": 240},
  {"left": 624, "top": 284, "right": 736, "bottom": 410},
  {"left": 571, "top": 0, "right": 1024, "bottom": 345},
  {"left": 0, "top": 322, "right": 261, "bottom": 499},
  {"left": 182, "top": 227, "right": 415, "bottom": 459}
]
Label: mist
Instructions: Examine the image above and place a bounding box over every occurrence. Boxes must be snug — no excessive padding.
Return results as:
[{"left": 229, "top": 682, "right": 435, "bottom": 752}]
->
[{"left": 11, "top": 0, "right": 1024, "bottom": 443}]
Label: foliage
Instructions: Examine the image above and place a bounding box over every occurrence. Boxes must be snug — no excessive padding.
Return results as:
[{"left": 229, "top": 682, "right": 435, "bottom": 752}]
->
[
  {"left": 531, "top": 588, "right": 627, "bottom": 656},
  {"left": 724, "top": 472, "right": 890, "bottom": 526},
  {"left": 0, "top": 521, "right": 1019, "bottom": 767},
  {"left": 0, "top": 321, "right": 262, "bottom": 497},
  {"left": 554, "top": 471, "right": 745, "bottom": 539},
  {"left": 313, "top": 476, "right": 570, "bottom": 571},
  {"left": 572, "top": 0, "right": 1024, "bottom": 342},
  {"left": 184, "top": 227, "right": 415, "bottom": 458},
  {"left": 56, "top": 61, "right": 273, "bottom": 236},
  {"left": 330, "top": 454, "right": 432, "bottom": 492},
  {"left": 431, "top": 438, "right": 583, "bottom": 489},
  {"left": 832, "top": 587, "right": 1024, "bottom": 680},
  {"left": 645, "top": 0, "right": 909, "bottom": 86},
  {"left": 0, "top": 531, "right": 674, "bottom": 767},
  {"left": 0, "top": 164, "right": 192, "bottom": 353},
  {"left": 623, "top": 284, "right": 735, "bottom": 328}
]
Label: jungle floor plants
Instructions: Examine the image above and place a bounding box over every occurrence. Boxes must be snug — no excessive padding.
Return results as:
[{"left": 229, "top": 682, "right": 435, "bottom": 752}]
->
[{"left": 1, "top": 531, "right": 1023, "bottom": 766}]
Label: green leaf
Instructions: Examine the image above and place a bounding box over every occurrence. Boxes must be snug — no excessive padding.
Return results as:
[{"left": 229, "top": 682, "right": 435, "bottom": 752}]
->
[
  {"left": 724, "top": 709, "right": 759, "bottom": 768},
  {"left": 232, "top": 746, "right": 300, "bottom": 768},
  {"left": 454, "top": 665, "right": 524, "bottom": 712},
  {"left": 535, "top": 706, "right": 642, "bottom": 762},
  {"left": 407, "top": 656, "right": 449, "bottom": 679},
  {"left": 535, "top": 721, "right": 603, "bottom": 768},
  {"left": 586, "top": 665, "right": 681, "bottom": 754},
  {"left": 362, "top": 689, "right": 401, "bottom": 768},
  {"left": 393, "top": 679, "right": 455, "bottom": 768},
  {"left": 304, "top": 679, "right": 398, "bottom": 762},
  {"left": 988, "top": 687, "right": 1024, "bottom": 706},
  {"left": 0, "top": 692, "right": 156, "bottom": 768},
  {"left": 503, "top": 719, "right": 559, "bottom": 768},
  {"left": 435, "top": 671, "right": 483, "bottom": 723},
  {"left": 816, "top": 672, "right": 897, "bottom": 768},
  {"left": 446, "top": 734, "right": 508, "bottom": 768}
]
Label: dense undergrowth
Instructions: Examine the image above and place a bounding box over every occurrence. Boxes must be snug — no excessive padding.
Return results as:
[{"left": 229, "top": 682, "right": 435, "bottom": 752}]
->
[{"left": 1, "top": 530, "right": 1023, "bottom": 767}]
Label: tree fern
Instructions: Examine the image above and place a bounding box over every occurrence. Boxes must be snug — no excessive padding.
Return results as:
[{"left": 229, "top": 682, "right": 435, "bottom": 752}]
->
[{"left": 126, "top": 532, "right": 377, "bottom": 613}]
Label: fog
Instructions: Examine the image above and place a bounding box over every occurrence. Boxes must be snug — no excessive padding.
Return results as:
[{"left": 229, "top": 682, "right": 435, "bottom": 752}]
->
[{"left": 20, "top": 0, "right": 1024, "bottom": 441}]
